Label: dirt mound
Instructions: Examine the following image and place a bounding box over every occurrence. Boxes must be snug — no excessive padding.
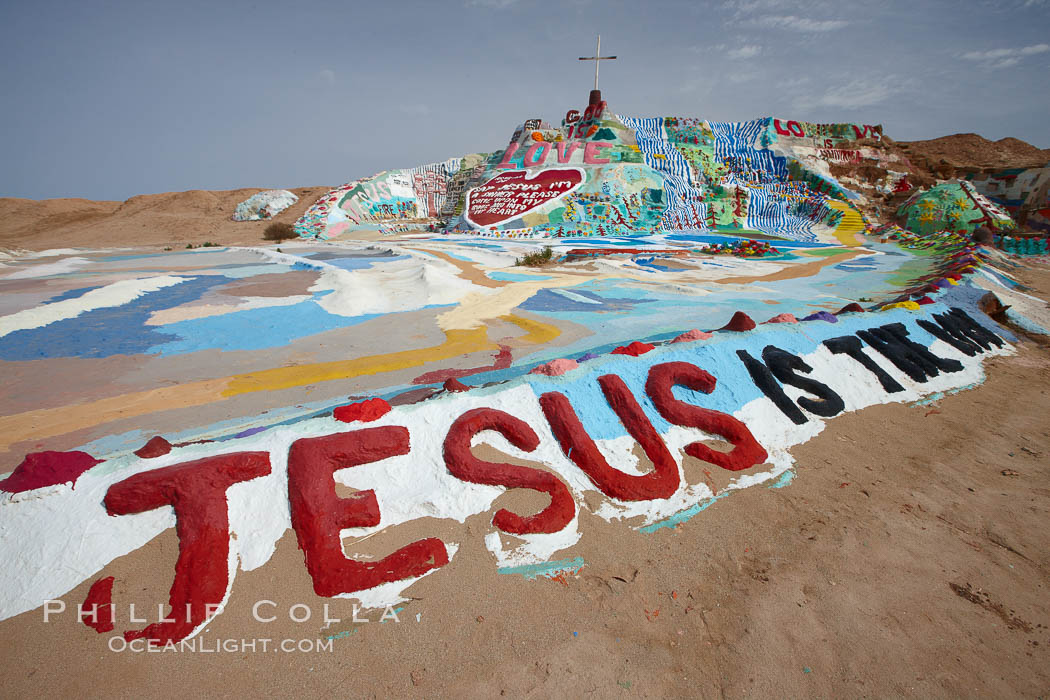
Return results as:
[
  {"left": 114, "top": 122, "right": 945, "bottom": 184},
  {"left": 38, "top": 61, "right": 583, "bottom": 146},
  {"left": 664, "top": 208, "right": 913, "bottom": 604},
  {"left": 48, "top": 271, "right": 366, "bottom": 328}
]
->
[
  {"left": 0, "top": 186, "right": 332, "bottom": 251},
  {"left": 898, "top": 133, "right": 1050, "bottom": 170},
  {"left": 114, "top": 189, "right": 234, "bottom": 216}
]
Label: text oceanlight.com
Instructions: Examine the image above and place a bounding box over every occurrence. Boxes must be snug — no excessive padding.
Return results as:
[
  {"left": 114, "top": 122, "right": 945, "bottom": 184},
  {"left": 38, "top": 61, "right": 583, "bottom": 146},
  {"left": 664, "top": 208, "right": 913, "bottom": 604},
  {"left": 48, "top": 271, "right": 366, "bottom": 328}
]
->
[{"left": 108, "top": 637, "right": 334, "bottom": 653}]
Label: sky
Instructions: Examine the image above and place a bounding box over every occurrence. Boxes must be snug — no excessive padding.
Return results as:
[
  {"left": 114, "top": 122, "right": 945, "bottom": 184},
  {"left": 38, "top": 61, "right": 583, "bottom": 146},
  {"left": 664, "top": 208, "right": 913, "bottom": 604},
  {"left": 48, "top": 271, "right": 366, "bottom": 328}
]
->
[{"left": 2, "top": 0, "right": 1048, "bottom": 201}]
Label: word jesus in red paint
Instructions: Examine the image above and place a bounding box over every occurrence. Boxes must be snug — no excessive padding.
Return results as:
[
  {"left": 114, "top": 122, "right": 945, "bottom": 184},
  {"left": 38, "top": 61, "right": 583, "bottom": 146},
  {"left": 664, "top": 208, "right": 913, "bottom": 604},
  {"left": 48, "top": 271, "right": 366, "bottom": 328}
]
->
[{"left": 95, "top": 360, "right": 766, "bottom": 646}]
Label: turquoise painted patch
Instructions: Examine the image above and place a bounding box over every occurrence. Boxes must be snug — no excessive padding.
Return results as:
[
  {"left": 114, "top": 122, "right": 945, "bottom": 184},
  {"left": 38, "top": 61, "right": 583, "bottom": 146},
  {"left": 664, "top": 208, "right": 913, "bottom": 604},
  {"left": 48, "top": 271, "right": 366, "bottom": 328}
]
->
[
  {"left": 497, "top": 556, "right": 584, "bottom": 580},
  {"left": 148, "top": 299, "right": 382, "bottom": 355},
  {"left": 640, "top": 493, "right": 728, "bottom": 533},
  {"left": 487, "top": 271, "right": 555, "bottom": 282}
]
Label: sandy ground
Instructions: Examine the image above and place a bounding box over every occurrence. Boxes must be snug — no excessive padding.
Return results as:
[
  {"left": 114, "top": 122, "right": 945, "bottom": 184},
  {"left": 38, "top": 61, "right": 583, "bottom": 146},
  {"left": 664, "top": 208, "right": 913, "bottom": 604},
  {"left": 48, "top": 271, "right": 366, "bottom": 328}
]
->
[
  {"left": 0, "top": 187, "right": 333, "bottom": 251},
  {"left": 0, "top": 263, "right": 1047, "bottom": 698}
]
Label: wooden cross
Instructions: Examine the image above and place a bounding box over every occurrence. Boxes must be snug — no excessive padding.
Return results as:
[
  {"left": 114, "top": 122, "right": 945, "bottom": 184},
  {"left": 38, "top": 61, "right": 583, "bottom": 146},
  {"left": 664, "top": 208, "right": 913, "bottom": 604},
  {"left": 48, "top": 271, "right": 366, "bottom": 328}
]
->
[{"left": 578, "top": 35, "right": 616, "bottom": 91}]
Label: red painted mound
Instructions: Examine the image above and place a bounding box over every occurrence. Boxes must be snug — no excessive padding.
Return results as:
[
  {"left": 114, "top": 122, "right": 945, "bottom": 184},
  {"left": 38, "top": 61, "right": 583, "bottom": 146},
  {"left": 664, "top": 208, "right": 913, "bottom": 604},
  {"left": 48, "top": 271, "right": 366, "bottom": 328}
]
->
[
  {"left": 334, "top": 398, "right": 392, "bottom": 423},
  {"left": 443, "top": 378, "right": 470, "bottom": 392},
  {"left": 719, "top": 311, "right": 756, "bottom": 332},
  {"left": 611, "top": 341, "right": 655, "bottom": 357},
  {"left": 0, "top": 450, "right": 101, "bottom": 493},
  {"left": 134, "top": 436, "right": 173, "bottom": 459}
]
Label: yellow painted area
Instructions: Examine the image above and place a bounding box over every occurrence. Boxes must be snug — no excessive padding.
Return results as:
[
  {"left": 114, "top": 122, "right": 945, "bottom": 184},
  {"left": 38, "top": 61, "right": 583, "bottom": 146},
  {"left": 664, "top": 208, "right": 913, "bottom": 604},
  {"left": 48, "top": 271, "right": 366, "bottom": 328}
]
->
[
  {"left": 500, "top": 314, "right": 562, "bottom": 345},
  {"left": 0, "top": 379, "right": 229, "bottom": 455},
  {"left": 826, "top": 200, "right": 865, "bottom": 247},
  {"left": 882, "top": 301, "right": 920, "bottom": 311},
  {"left": 435, "top": 274, "right": 590, "bottom": 331},
  {"left": 222, "top": 326, "right": 495, "bottom": 397},
  {"left": 0, "top": 316, "right": 567, "bottom": 453}
]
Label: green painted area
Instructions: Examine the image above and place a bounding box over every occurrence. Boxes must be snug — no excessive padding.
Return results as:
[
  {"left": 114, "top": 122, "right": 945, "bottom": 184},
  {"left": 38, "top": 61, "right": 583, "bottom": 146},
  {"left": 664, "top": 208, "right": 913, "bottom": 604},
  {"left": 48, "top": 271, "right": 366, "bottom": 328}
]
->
[
  {"left": 898, "top": 180, "right": 1014, "bottom": 235},
  {"left": 801, "top": 247, "right": 850, "bottom": 257}
]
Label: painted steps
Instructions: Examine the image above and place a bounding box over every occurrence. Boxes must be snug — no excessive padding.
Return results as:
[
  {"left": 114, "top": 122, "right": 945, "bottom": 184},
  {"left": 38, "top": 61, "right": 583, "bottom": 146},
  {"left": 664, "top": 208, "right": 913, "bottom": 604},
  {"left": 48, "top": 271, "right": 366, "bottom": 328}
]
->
[{"left": 827, "top": 200, "right": 865, "bottom": 246}]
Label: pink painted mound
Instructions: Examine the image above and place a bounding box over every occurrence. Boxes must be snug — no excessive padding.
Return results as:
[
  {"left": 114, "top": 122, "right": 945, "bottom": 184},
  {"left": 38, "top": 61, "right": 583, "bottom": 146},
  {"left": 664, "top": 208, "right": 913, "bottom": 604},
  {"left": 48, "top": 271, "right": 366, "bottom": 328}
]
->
[
  {"left": 670, "top": 329, "right": 714, "bottom": 343},
  {"left": 916, "top": 295, "right": 935, "bottom": 305},
  {"left": 333, "top": 397, "right": 392, "bottom": 423},
  {"left": 443, "top": 377, "right": 470, "bottom": 392},
  {"left": 762, "top": 313, "right": 797, "bottom": 324},
  {"left": 611, "top": 341, "right": 655, "bottom": 357},
  {"left": 134, "top": 436, "right": 172, "bottom": 459},
  {"left": 836, "top": 303, "right": 865, "bottom": 314},
  {"left": 719, "top": 311, "right": 756, "bottom": 332},
  {"left": 530, "top": 358, "right": 579, "bottom": 376},
  {"left": 0, "top": 450, "right": 101, "bottom": 493}
]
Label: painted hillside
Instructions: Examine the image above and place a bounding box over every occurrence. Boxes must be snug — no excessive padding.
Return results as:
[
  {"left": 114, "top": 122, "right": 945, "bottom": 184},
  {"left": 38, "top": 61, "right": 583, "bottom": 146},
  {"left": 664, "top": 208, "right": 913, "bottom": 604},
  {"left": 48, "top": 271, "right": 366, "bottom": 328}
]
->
[{"left": 293, "top": 100, "right": 902, "bottom": 243}]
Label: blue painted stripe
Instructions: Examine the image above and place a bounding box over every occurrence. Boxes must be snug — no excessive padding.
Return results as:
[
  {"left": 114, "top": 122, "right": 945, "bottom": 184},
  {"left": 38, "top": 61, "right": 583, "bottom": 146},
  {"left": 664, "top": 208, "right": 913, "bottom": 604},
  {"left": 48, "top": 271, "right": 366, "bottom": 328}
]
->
[{"left": 497, "top": 556, "right": 585, "bottom": 580}]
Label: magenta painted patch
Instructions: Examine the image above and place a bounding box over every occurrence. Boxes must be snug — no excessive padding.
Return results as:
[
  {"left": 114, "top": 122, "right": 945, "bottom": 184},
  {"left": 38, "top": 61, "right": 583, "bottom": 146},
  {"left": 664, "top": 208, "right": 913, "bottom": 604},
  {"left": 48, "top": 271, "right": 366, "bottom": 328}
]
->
[
  {"left": 466, "top": 169, "right": 583, "bottom": 227},
  {"left": 0, "top": 450, "right": 101, "bottom": 493}
]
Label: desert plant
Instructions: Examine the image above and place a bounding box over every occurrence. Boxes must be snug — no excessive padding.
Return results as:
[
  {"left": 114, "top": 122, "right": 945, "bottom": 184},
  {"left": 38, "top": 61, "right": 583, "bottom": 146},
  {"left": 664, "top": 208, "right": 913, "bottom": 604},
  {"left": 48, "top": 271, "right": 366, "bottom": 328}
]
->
[
  {"left": 264, "top": 222, "right": 296, "bottom": 242},
  {"left": 515, "top": 246, "right": 555, "bottom": 267}
]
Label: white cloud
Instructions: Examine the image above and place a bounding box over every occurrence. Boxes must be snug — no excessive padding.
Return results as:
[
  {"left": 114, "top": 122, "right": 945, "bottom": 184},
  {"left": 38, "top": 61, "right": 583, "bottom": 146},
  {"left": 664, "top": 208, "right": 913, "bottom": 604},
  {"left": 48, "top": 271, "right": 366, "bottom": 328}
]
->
[
  {"left": 693, "top": 42, "right": 762, "bottom": 58},
  {"left": 723, "top": 0, "right": 826, "bottom": 13},
  {"left": 807, "top": 79, "right": 894, "bottom": 109},
  {"left": 961, "top": 43, "right": 1049, "bottom": 68},
  {"left": 465, "top": 0, "right": 519, "bottom": 7},
  {"left": 756, "top": 14, "right": 849, "bottom": 31},
  {"left": 319, "top": 69, "right": 335, "bottom": 85},
  {"left": 962, "top": 43, "right": 1050, "bottom": 60},
  {"left": 728, "top": 44, "right": 762, "bottom": 58}
]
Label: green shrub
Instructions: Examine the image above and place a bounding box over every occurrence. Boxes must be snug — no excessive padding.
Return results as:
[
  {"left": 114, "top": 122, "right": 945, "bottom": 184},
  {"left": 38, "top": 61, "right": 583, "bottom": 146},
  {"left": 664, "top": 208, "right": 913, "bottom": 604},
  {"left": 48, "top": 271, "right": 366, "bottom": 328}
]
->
[
  {"left": 264, "top": 222, "right": 296, "bottom": 242},
  {"left": 515, "top": 246, "right": 555, "bottom": 267}
]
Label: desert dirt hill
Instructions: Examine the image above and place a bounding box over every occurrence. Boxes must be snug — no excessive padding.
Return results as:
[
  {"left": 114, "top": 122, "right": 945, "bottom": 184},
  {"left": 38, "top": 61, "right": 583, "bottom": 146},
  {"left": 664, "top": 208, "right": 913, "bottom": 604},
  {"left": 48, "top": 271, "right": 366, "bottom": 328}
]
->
[
  {"left": 897, "top": 133, "right": 1050, "bottom": 171},
  {"left": 0, "top": 186, "right": 332, "bottom": 252}
]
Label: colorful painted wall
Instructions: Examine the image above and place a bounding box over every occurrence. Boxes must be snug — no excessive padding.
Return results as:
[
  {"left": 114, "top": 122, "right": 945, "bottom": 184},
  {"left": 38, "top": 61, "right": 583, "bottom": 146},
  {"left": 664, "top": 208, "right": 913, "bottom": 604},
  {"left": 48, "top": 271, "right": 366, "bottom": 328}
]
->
[
  {"left": 967, "top": 166, "right": 1050, "bottom": 232},
  {"left": 293, "top": 155, "right": 494, "bottom": 238},
  {"left": 898, "top": 180, "right": 1015, "bottom": 235},
  {"left": 296, "top": 103, "right": 901, "bottom": 243},
  {"left": 232, "top": 190, "right": 298, "bottom": 221}
]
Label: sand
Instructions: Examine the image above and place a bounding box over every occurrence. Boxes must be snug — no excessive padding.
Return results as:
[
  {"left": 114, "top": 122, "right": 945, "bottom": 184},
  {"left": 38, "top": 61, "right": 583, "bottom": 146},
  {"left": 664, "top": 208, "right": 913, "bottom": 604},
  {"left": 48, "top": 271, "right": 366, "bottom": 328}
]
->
[{"left": 0, "top": 187, "right": 333, "bottom": 251}]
